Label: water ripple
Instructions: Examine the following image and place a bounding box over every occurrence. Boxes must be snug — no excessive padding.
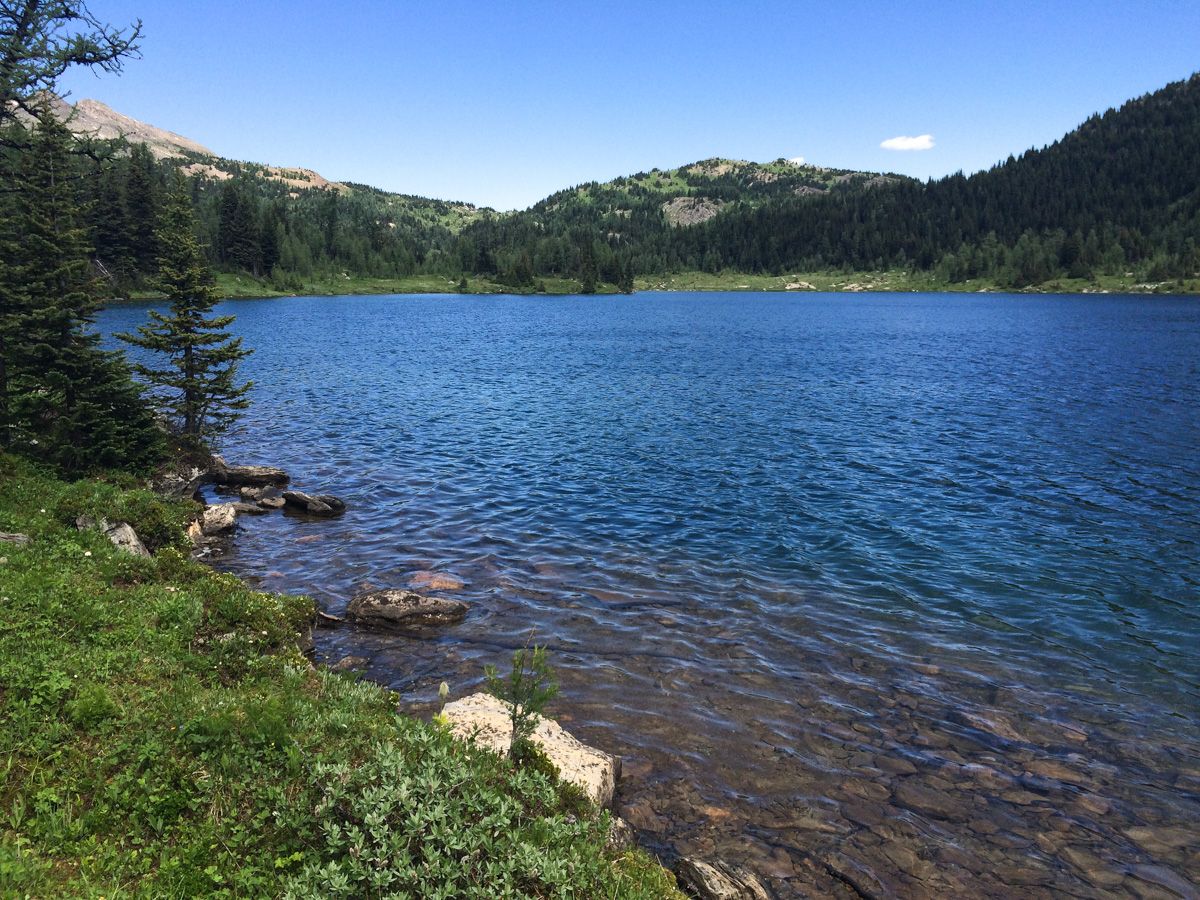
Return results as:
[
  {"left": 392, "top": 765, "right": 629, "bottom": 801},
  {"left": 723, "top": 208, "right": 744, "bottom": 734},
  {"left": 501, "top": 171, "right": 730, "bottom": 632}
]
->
[{"left": 100, "top": 292, "right": 1200, "bottom": 899}]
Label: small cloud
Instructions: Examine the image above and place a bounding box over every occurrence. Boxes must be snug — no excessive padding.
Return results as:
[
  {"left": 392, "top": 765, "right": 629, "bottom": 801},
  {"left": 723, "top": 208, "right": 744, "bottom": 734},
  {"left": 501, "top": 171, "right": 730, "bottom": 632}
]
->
[
  {"left": 880, "top": 134, "right": 935, "bottom": 151},
  {"left": 787, "top": 156, "right": 806, "bottom": 165}
]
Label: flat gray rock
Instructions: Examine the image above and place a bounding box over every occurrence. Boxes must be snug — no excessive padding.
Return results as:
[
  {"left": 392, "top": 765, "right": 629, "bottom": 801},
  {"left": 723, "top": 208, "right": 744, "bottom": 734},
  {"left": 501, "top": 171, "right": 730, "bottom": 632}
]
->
[
  {"left": 441, "top": 692, "right": 620, "bottom": 808},
  {"left": 0, "top": 532, "right": 30, "bottom": 546},
  {"left": 212, "top": 455, "right": 289, "bottom": 487},
  {"left": 345, "top": 589, "right": 466, "bottom": 632},
  {"left": 282, "top": 490, "right": 346, "bottom": 517}
]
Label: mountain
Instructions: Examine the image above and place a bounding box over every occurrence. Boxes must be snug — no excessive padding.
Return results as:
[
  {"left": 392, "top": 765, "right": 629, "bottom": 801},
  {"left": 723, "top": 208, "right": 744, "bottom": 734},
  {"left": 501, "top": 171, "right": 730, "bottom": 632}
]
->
[{"left": 64, "top": 97, "right": 215, "bottom": 158}]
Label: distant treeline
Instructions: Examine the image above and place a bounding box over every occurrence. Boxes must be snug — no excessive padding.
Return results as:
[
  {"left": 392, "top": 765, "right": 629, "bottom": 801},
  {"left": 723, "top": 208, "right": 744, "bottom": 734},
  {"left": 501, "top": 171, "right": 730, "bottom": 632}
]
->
[{"left": 18, "top": 73, "right": 1200, "bottom": 295}]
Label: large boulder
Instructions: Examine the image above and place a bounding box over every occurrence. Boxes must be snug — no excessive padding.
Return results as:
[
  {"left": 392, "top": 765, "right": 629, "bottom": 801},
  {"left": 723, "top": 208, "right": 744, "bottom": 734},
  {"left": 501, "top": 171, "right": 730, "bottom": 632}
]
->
[
  {"left": 282, "top": 490, "right": 346, "bottom": 517},
  {"left": 441, "top": 692, "right": 620, "bottom": 808},
  {"left": 345, "top": 589, "right": 467, "bottom": 632},
  {"left": 200, "top": 503, "right": 238, "bottom": 535},
  {"left": 675, "top": 858, "right": 772, "bottom": 900},
  {"left": 211, "top": 455, "right": 289, "bottom": 487}
]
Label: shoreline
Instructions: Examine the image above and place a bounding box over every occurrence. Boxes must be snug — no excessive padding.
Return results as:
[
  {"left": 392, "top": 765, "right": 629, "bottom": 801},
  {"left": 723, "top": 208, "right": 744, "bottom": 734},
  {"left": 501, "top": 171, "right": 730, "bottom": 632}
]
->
[
  {"left": 101, "top": 270, "right": 1200, "bottom": 303},
  {"left": 0, "top": 455, "right": 684, "bottom": 897}
]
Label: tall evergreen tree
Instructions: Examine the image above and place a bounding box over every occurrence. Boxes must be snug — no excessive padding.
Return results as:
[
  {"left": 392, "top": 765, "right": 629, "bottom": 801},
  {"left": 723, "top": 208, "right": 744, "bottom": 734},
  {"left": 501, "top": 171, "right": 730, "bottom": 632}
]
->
[
  {"left": 120, "top": 176, "right": 252, "bottom": 447},
  {"left": 1, "top": 109, "right": 161, "bottom": 472}
]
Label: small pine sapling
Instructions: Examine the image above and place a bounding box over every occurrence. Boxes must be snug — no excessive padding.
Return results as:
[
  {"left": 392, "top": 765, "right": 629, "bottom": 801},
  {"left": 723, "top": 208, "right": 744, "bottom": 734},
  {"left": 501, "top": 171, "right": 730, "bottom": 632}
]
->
[{"left": 484, "top": 639, "right": 558, "bottom": 762}]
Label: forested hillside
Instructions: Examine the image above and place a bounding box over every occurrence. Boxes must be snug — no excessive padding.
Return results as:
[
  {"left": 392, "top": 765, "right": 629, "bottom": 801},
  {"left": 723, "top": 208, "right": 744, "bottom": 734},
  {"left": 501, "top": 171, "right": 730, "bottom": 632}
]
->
[
  {"left": 9, "top": 72, "right": 1200, "bottom": 296},
  {"left": 669, "top": 73, "right": 1200, "bottom": 286}
]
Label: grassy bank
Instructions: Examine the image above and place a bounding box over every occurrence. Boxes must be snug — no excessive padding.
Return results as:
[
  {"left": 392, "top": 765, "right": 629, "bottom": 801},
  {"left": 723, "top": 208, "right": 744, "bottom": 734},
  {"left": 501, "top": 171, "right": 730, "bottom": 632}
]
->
[
  {"left": 208, "top": 274, "right": 615, "bottom": 299},
  {"left": 0, "top": 455, "right": 680, "bottom": 898},
  {"left": 114, "top": 269, "right": 1200, "bottom": 303}
]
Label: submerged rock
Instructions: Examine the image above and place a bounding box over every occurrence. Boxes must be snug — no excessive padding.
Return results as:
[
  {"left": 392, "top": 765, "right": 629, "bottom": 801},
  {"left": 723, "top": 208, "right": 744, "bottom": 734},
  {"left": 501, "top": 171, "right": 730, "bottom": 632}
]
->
[
  {"left": 441, "top": 692, "right": 620, "bottom": 808},
  {"left": 408, "top": 570, "right": 466, "bottom": 591},
  {"left": 675, "top": 857, "right": 772, "bottom": 900},
  {"left": 282, "top": 490, "right": 346, "bottom": 517},
  {"left": 200, "top": 503, "right": 238, "bottom": 535},
  {"left": 211, "top": 455, "right": 289, "bottom": 487},
  {"left": 345, "top": 589, "right": 467, "bottom": 632},
  {"left": 330, "top": 655, "right": 369, "bottom": 673}
]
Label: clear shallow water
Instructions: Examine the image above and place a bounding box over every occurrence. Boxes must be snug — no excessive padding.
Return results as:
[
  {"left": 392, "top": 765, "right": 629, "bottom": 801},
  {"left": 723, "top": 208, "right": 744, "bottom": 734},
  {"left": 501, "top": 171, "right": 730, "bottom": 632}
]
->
[{"left": 101, "top": 293, "right": 1199, "bottom": 898}]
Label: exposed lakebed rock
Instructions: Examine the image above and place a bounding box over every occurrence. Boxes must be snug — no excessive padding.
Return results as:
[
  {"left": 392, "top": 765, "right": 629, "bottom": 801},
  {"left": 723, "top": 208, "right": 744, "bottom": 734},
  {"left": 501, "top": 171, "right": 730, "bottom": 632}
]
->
[
  {"left": 211, "top": 455, "right": 289, "bottom": 487},
  {"left": 345, "top": 589, "right": 467, "bottom": 632},
  {"left": 282, "top": 490, "right": 346, "bottom": 517},
  {"left": 441, "top": 692, "right": 620, "bottom": 807}
]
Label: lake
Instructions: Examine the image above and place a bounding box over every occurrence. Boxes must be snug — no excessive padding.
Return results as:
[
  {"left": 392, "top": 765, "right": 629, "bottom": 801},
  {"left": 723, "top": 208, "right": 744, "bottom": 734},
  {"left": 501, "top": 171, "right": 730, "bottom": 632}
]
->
[{"left": 99, "top": 292, "right": 1199, "bottom": 898}]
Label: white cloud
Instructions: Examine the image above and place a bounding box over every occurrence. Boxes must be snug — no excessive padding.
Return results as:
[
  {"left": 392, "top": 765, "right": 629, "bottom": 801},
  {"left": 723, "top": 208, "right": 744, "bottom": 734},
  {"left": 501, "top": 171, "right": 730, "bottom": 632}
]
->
[
  {"left": 880, "top": 134, "right": 935, "bottom": 151},
  {"left": 787, "top": 156, "right": 806, "bottom": 165}
]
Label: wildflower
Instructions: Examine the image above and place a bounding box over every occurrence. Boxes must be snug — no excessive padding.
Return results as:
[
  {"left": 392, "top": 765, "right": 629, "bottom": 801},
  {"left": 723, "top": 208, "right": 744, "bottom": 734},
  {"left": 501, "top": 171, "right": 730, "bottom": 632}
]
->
[{"left": 83, "top": 550, "right": 92, "bottom": 557}]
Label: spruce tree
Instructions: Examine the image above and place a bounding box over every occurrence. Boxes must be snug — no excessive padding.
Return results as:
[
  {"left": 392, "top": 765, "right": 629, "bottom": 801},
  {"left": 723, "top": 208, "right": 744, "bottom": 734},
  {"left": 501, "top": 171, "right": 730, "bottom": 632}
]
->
[
  {"left": 1, "top": 110, "right": 162, "bottom": 472},
  {"left": 120, "top": 175, "right": 252, "bottom": 449}
]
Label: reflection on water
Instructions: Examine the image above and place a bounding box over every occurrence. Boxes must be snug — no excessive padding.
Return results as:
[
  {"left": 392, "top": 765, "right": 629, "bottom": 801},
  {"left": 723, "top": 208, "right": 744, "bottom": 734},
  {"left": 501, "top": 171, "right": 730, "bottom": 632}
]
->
[{"left": 103, "top": 292, "right": 1200, "bottom": 898}]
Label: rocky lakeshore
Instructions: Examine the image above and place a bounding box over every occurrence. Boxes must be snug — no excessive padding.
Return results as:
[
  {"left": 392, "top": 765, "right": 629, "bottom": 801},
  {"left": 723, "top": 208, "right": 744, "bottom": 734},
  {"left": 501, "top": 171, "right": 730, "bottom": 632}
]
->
[
  {"left": 152, "top": 453, "right": 790, "bottom": 898},
  {"left": 183, "top": 455, "right": 1199, "bottom": 899}
]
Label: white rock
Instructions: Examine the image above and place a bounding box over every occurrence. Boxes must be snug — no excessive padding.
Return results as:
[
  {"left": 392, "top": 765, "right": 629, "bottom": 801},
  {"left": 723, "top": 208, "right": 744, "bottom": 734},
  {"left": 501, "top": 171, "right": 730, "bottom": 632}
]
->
[
  {"left": 200, "top": 503, "right": 238, "bottom": 535},
  {"left": 442, "top": 692, "right": 620, "bottom": 807}
]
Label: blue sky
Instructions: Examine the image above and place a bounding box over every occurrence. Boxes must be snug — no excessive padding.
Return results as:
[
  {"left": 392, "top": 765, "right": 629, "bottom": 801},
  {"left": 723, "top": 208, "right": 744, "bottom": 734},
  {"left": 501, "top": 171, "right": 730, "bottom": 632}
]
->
[{"left": 58, "top": 0, "right": 1200, "bottom": 211}]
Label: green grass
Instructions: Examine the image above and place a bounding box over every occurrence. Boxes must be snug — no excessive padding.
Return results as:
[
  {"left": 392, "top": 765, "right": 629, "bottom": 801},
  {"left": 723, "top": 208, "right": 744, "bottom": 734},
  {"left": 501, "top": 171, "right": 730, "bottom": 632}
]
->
[
  {"left": 197, "top": 273, "right": 617, "bottom": 299},
  {"left": 0, "top": 455, "right": 681, "bottom": 898},
  {"left": 132, "top": 268, "right": 1200, "bottom": 303}
]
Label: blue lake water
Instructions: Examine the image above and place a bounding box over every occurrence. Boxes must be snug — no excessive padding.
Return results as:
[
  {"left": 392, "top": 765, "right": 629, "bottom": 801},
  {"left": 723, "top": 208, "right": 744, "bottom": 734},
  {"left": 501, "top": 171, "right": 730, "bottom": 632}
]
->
[{"left": 100, "top": 292, "right": 1200, "bottom": 898}]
